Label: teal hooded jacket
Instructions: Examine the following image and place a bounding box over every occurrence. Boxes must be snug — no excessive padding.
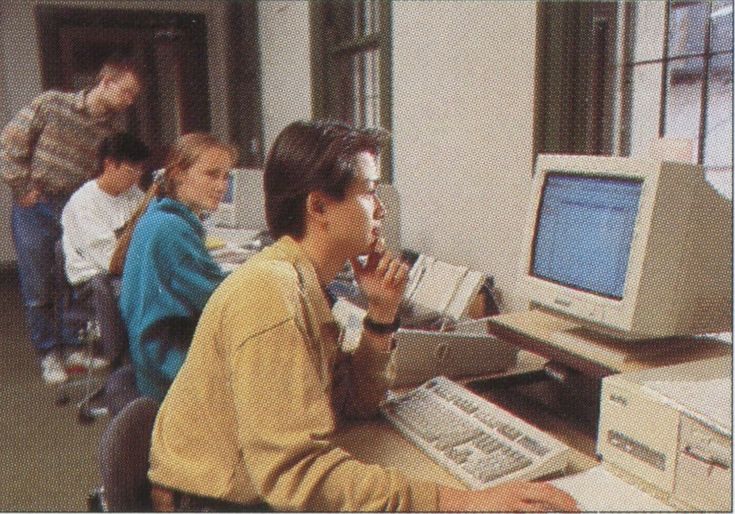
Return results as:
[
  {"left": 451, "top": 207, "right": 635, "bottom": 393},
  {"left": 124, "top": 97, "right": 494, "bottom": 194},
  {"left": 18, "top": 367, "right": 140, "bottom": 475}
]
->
[{"left": 119, "top": 198, "right": 226, "bottom": 401}]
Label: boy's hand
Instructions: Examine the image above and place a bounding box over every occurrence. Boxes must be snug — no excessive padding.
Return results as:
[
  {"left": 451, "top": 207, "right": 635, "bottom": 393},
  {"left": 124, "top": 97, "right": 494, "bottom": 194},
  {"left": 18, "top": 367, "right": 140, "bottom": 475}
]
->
[{"left": 350, "top": 238, "right": 409, "bottom": 324}]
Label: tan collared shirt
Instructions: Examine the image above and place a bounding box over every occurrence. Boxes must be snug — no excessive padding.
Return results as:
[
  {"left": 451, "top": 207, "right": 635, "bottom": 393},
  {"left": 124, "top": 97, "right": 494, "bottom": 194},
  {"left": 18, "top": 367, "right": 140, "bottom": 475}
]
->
[{"left": 148, "top": 236, "right": 439, "bottom": 511}]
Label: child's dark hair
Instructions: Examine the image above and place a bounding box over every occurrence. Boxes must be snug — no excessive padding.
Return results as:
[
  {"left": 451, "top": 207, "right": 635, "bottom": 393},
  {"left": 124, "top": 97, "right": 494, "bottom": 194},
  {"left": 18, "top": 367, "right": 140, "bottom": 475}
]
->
[
  {"left": 94, "top": 132, "right": 150, "bottom": 178},
  {"left": 264, "top": 120, "right": 389, "bottom": 240}
]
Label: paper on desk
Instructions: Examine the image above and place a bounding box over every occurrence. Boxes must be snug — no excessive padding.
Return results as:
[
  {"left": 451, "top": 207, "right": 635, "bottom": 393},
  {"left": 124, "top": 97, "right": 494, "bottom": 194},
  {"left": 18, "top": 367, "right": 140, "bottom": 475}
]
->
[{"left": 551, "top": 465, "right": 672, "bottom": 512}]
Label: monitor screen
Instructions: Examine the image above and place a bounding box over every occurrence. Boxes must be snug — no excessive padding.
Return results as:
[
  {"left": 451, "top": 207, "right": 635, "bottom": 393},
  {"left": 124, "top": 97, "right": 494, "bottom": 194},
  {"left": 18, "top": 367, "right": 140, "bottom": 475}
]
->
[
  {"left": 208, "top": 168, "right": 266, "bottom": 229},
  {"left": 531, "top": 173, "right": 643, "bottom": 300},
  {"left": 222, "top": 173, "right": 236, "bottom": 205}
]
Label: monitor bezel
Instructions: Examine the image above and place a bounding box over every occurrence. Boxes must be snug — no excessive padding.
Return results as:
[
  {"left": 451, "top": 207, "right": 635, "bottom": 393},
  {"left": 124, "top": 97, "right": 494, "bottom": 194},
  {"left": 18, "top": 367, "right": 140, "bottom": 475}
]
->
[{"left": 520, "top": 154, "right": 662, "bottom": 336}]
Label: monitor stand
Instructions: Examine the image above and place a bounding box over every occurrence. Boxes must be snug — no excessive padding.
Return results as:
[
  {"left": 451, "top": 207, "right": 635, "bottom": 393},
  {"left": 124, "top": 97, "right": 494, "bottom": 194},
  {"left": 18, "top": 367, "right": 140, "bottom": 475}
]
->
[
  {"left": 488, "top": 308, "right": 731, "bottom": 375},
  {"left": 477, "top": 308, "right": 732, "bottom": 438}
]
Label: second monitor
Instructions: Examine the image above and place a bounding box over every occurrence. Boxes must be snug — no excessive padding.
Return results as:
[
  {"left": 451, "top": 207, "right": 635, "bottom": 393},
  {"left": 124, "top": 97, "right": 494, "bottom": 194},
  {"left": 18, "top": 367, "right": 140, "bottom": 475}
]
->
[{"left": 211, "top": 167, "right": 267, "bottom": 230}]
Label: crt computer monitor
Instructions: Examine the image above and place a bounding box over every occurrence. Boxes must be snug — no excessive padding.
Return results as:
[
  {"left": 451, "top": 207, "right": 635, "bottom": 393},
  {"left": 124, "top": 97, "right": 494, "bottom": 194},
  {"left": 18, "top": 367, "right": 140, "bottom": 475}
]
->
[
  {"left": 519, "top": 154, "right": 732, "bottom": 341},
  {"left": 209, "top": 167, "right": 267, "bottom": 230}
]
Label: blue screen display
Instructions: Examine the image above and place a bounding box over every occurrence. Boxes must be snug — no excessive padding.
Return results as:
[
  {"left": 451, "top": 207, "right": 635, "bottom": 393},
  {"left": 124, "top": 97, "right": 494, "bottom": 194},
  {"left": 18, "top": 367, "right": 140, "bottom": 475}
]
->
[
  {"left": 222, "top": 173, "right": 235, "bottom": 204},
  {"left": 532, "top": 172, "right": 643, "bottom": 299}
]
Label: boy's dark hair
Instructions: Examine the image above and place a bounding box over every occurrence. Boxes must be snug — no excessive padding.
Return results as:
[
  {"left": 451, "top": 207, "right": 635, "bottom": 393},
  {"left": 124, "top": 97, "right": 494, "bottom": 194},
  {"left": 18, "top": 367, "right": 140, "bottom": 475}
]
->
[
  {"left": 94, "top": 132, "right": 150, "bottom": 177},
  {"left": 264, "top": 120, "right": 389, "bottom": 240},
  {"left": 95, "top": 54, "right": 140, "bottom": 85}
]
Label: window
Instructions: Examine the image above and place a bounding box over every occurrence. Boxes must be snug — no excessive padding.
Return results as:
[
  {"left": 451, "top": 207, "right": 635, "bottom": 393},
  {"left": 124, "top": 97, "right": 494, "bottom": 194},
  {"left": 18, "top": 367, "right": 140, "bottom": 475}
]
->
[
  {"left": 311, "top": 0, "right": 393, "bottom": 180},
  {"left": 619, "top": 0, "right": 732, "bottom": 198}
]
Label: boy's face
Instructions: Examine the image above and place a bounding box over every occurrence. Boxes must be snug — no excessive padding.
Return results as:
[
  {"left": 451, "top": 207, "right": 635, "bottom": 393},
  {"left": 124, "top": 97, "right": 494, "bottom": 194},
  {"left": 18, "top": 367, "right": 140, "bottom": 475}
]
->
[
  {"left": 101, "top": 72, "right": 141, "bottom": 112},
  {"left": 323, "top": 151, "right": 386, "bottom": 258},
  {"left": 104, "top": 159, "right": 144, "bottom": 195}
]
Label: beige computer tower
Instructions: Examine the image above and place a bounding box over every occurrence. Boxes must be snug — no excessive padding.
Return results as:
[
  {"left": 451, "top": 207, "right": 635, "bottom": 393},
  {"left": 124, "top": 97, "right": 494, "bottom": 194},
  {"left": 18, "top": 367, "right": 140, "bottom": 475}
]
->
[{"left": 597, "top": 356, "right": 732, "bottom": 511}]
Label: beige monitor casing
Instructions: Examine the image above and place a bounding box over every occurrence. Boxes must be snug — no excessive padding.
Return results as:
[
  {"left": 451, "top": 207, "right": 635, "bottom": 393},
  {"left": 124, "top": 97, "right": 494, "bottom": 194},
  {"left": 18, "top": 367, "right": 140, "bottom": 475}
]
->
[{"left": 519, "top": 154, "right": 732, "bottom": 341}]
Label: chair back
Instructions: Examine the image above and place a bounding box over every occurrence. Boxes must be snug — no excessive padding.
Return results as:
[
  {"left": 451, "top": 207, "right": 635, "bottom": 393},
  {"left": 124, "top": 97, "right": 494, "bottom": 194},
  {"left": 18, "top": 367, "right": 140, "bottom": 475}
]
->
[
  {"left": 54, "top": 240, "right": 129, "bottom": 364},
  {"left": 99, "top": 396, "right": 159, "bottom": 511},
  {"left": 54, "top": 239, "right": 90, "bottom": 329}
]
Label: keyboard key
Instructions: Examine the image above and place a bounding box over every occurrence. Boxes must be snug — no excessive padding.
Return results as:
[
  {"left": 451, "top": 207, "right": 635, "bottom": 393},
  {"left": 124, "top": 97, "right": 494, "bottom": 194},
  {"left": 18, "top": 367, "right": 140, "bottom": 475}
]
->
[{"left": 517, "top": 435, "right": 550, "bottom": 456}]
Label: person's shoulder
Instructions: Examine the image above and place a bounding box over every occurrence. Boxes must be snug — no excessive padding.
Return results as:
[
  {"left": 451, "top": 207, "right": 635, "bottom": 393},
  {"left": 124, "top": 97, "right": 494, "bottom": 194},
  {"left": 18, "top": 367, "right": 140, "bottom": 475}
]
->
[
  {"left": 214, "top": 258, "right": 299, "bottom": 321},
  {"left": 139, "top": 201, "right": 201, "bottom": 246},
  {"left": 32, "top": 90, "right": 76, "bottom": 109},
  {"left": 141, "top": 206, "right": 189, "bottom": 234},
  {"left": 64, "top": 180, "right": 97, "bottom": 208},
  {"left": 243, "top": 256, "right": 297, "bottom": 285},
  {"left": 224, "top": 255, "right": 298, "bottom": 299},
  {"left": 117, "top": 185, "right": 144, "bottom": 207}
]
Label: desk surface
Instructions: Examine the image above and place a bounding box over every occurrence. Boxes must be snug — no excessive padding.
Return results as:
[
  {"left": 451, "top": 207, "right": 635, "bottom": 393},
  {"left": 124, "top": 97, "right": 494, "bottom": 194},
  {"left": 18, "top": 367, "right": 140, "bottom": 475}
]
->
[
  {"left": 333, "top": 351, "right": 599, "bottom": 491},
  {"left": 332, "top": 412, "right": 598, "bottom": 491}
]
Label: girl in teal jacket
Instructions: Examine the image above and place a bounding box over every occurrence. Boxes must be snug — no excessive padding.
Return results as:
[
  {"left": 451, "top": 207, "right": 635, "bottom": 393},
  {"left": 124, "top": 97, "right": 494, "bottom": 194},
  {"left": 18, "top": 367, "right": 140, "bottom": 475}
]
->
[{"left": 114, "top": 133, "right": 236, "bottom": 401}]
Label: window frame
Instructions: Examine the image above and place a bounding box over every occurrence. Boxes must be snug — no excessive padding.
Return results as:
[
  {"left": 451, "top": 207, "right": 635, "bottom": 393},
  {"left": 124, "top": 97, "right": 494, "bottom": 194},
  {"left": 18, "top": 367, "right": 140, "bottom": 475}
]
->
[
  {"left": 616, "top": 0, "right": 732, "bottom": 170},
  {"left": 310, "top": 0, "right": 393, "bottom": 181}
]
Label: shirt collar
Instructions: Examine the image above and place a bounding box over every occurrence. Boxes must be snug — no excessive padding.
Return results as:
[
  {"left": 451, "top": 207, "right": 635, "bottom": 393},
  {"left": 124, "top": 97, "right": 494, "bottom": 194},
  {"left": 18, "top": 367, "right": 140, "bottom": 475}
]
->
[
  {"left": 268, "top": 236, "right": 335, "bottom": 328},
  {"left": 150, "top": 197, "right": 206, "bottom": 238}
]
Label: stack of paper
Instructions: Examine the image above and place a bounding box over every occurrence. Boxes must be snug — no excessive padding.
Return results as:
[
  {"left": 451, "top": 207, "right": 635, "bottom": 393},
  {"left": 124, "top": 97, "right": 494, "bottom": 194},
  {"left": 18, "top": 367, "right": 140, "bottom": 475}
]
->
[{"left": 551, "top": 466, "right": 672, "bottom": 512}]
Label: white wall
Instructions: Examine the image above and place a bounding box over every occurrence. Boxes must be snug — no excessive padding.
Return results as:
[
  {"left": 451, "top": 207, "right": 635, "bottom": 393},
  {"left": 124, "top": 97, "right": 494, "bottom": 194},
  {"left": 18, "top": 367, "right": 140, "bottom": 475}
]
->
[
  {"left": 0, "top": 0, "right": 232, "bottom": 265},
  {"left": 258, "top": 0, "right": 312, "bottom": 154},
  {"left": 253, "top": 1, "right": 539, "bottom": 310},
  {"left": 392, "top": 1, "right": 538, "bottom": 311}
]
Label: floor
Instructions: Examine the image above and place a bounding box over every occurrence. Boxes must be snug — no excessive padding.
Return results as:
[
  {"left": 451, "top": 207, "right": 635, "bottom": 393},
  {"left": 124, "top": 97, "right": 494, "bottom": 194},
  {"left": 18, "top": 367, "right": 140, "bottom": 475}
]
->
[{"left": 0, "top": 273, "right": 107, "bottom": 511}]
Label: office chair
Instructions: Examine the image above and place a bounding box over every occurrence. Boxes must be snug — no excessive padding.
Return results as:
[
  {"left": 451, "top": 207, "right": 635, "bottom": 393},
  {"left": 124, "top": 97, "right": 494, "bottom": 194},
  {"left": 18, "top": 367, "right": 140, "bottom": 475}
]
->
[
  {"left": 92, "top": 396, "right": 160, "bottom": 512},
  {"left": 53, "top": 240, "right": 135, "bottom": 423}
]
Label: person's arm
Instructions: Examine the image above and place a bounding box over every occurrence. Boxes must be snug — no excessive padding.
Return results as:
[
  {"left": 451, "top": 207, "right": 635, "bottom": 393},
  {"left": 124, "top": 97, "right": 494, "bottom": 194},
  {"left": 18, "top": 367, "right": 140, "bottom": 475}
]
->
[
  {"left": 222, "top": 269, "right": 439, "bottom": 512},
  {"left": 136, "top": 221, "right": 225, "bottom": 384},
  {"left": 438, "top": 481, "right": 579, "bottom": 512},
  {"left": 340, "top": 242, "right": 408, "bottom": 417},
  {"left": 0, "top": 94, "right": 49, "bottom": 202},
  {"left": 163, "top": 223, "right": 227, "bottom": 312},
  {"left": 225, "top": 293, "right": 580, "bottom": 512}
]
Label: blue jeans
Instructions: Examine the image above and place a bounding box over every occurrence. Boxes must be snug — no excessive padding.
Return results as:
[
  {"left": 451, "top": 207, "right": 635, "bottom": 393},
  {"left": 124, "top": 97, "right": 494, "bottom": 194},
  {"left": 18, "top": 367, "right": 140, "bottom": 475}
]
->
[{"left": 11, "top": 199, "right": 66, "bottom": 354}]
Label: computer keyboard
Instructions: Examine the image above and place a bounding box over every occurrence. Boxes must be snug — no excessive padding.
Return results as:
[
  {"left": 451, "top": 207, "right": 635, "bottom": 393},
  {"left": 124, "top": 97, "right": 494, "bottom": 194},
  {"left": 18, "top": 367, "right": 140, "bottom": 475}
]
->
[{"left": 381, "top": 376, "right": 571, "bottom": 490}]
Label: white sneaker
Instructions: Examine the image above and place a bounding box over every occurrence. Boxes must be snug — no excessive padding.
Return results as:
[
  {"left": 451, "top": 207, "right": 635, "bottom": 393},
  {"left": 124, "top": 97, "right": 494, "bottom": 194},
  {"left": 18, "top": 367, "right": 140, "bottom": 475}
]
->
[
  {"left": 41, "top": 351, "right": 69, "bottom": 385},
  {"left": 65, "top": 349, "right": 110, "bottom": 371}
]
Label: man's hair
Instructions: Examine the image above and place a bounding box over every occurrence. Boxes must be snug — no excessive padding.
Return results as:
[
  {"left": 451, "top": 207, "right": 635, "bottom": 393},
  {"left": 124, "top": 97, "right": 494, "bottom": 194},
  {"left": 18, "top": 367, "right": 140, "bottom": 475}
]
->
[
  {"left": 264, "top": 120, "right": 389, "bottom": 240},
  {"left": 94, "top": 132, "right": 150, "bottom": 178},
  {"left": 95, "top": 55, "right": 140, "bottom": 85}
]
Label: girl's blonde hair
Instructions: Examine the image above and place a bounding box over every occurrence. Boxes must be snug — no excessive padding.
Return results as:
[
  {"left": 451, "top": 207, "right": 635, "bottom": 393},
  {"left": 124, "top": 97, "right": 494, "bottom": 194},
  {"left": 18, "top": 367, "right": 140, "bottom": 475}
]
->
[{"left": 109, "top": 133, "right": 237, "bottom": 276}]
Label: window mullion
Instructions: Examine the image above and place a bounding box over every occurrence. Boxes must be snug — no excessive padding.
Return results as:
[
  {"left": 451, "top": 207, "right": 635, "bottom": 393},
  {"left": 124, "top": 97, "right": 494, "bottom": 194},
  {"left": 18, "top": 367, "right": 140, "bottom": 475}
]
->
[
  {"left": 659, "top": 3, "right": 672, "bottom": 139},
  {"left": 697, "top": 0, "right": 714, "bottom": 165},
  {"left": 617, "top": 2, "right": 635, "bottom": 156},
  {"left": 330, "top": 35, "right": 380, "bottom": 55}
]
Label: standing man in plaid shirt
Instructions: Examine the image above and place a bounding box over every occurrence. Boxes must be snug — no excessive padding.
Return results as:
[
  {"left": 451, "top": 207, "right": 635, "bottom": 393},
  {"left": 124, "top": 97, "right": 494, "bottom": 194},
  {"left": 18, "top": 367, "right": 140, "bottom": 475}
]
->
[{"left": 0, "top": 56, "right": 142, "bottom": 384}]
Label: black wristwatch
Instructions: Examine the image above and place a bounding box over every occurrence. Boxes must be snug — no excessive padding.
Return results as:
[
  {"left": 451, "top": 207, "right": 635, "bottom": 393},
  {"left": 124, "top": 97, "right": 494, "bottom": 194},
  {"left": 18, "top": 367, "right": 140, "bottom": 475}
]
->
[{"left": 363, "top": 315, "right": 401, "bottom": 335}]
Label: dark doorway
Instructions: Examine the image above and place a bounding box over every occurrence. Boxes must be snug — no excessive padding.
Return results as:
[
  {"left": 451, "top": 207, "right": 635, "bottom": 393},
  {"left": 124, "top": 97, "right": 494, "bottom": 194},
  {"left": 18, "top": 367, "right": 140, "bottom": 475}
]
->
[{"left": 35, "top": 6, "right": 212, "bottom": 171}]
